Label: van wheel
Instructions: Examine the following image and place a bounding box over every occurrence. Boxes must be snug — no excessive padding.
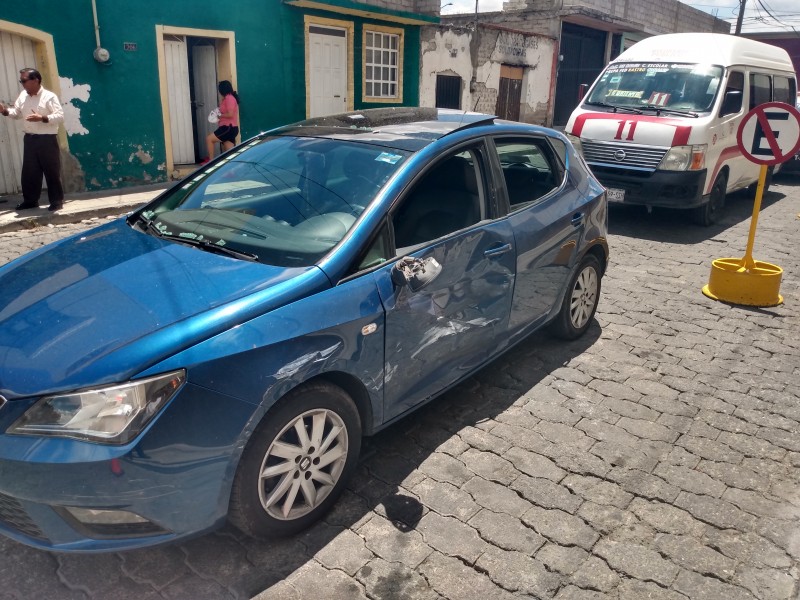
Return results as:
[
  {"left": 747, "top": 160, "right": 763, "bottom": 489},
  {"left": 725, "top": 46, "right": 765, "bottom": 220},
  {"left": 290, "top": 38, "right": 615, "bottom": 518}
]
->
[
  {"left": 228, "top": 381, "right": 361, "bottom": 538},
  {"left": 550, "top": 254, "right": 601, "bottom": 340},
  {"left": 747, "top": 166, "right": 773, "bottom": 198},
  {"left": 693, "top": 173, "right": 726, "bottom": 227}
]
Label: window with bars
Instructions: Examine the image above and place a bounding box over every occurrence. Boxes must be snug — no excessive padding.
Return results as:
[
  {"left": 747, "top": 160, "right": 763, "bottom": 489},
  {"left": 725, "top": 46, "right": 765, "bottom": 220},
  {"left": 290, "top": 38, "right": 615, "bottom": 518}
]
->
[{"left": 365, "top": 30, "right": 400, "bottom": 99}]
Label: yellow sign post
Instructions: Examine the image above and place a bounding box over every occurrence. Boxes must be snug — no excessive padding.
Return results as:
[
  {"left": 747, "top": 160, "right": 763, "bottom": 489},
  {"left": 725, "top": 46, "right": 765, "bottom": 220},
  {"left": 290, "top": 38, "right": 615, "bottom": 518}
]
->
[{"left": 702, "top": 102, "right": 800, "bottom": 307}]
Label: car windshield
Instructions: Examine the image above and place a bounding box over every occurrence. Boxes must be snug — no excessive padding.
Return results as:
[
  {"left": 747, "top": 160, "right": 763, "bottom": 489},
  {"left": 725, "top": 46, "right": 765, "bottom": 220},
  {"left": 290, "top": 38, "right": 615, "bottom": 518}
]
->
[
  {"left": 586, "top": 62, "right": 724, "bottom": 113},
  {"left": 131, "top": 136, "right": 409, "bottom": 267}
]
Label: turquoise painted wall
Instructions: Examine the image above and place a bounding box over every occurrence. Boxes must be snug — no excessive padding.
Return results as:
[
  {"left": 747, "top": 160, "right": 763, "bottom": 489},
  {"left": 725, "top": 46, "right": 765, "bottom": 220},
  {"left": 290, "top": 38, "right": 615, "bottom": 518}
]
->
[{"left": 1, "top": 1, "right": 423, "bottom": 191}]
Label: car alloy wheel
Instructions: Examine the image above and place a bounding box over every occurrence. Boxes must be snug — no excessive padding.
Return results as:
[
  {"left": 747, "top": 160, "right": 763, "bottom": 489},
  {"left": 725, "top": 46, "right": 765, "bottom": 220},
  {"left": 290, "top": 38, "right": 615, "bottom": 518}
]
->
[
  {"left": 258, "top": 408, "right": 349, "bottom": 521},
  {"left": 550, "top": 254, "right": 602, "bottom": 340},
  {"left": 228, "top": 381, "right": 361, "bottom": 537},
  {"left": 569, "top": 265, "right": 598, "bottom": 330}
]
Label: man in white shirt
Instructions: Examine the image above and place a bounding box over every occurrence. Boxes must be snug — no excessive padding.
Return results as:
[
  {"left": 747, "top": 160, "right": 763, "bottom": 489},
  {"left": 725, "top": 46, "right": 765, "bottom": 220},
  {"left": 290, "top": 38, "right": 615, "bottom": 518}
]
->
[{"left": 0, "top": 68, "right": 65, "bottom": 211}]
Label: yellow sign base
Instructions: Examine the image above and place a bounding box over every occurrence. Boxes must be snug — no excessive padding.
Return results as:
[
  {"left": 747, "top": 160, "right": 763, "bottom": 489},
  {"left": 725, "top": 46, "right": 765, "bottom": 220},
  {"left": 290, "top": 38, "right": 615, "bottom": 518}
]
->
[{"left": 702, "top": 257, "right": 783, "bottom": 307}]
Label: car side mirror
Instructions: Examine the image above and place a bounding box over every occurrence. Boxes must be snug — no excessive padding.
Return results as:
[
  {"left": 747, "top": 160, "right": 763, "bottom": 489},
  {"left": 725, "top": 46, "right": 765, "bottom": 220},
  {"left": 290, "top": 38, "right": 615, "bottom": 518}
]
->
[
  {"left": 720, "top": 89, "right": 742, "bottom": 116},
  {"left": 391, "top": 256, "right": 442, "bottom": 292}
]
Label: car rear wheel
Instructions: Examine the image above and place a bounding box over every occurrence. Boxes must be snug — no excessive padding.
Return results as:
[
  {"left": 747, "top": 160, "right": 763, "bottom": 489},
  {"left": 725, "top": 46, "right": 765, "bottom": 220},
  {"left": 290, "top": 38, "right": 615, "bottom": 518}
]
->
[
  {"left": 550, "top": 254, "right": 601, "bottom": 340},
  {"left": 228, "top": 381, "right": 361, "bottom": 538}
]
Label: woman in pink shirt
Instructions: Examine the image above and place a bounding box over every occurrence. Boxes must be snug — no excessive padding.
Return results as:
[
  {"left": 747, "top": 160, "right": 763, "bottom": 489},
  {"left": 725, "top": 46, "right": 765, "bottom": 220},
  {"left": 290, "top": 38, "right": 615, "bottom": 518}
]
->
[{"left": 202, "top": 80, "right": 239, "bottom": 164}]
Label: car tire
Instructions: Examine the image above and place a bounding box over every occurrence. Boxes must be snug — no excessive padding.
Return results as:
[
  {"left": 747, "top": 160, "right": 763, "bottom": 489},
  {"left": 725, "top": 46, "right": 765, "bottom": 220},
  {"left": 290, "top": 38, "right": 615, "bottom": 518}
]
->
[
  {"left": 693, "top": 173, "right": 726, "bottom": 227},
  {"left": 549, "top": 254, "right": 602, "bottom": 340},
  {"left": 228, "top": 381, "right": 361, "bottom": 538}
]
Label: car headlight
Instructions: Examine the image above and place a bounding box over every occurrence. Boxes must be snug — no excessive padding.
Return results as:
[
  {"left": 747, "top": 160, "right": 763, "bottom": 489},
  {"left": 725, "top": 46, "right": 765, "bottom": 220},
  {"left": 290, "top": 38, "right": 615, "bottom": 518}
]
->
[
  {"left": 659, "top": 144, "right": 706, "bottom": 171},
  {"left": 9, "top": 370, "right": 185, "bottom": 444},
  {"left": 565, "top": 133, "right": 584, "bottom": 156}
]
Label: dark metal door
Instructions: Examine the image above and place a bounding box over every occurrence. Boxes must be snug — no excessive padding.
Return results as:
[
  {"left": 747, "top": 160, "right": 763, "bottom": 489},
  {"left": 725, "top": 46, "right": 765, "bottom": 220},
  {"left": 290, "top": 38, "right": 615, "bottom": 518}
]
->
[
  {"left": 553, "top": 23, "right": 607, "bottom": 126},
  {"left": 435, "top": 74, "right": 462, "bottom": 109}
]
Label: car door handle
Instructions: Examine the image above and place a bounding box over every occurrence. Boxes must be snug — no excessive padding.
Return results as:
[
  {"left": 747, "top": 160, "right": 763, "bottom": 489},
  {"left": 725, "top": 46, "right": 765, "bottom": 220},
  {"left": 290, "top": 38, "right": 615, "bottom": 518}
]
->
[
  {"left": 571, "top": 212, "right": 585, "bottom": 227},
  {"left": 484, "top": 243, "right": 513, "bottom": 258}
]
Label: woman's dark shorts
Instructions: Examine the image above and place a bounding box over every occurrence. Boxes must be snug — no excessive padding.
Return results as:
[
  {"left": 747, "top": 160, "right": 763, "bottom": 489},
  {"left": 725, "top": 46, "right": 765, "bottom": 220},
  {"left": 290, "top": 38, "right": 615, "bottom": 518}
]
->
[{"left": 214, "top": 125, "right": 239, "bottom": 143}]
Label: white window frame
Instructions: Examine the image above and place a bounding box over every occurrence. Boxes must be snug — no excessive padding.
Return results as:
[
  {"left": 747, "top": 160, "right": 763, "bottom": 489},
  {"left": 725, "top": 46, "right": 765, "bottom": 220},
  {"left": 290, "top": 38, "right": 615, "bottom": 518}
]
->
[{"left": 363, "top": 25, "right": 403, "bottom": 103}]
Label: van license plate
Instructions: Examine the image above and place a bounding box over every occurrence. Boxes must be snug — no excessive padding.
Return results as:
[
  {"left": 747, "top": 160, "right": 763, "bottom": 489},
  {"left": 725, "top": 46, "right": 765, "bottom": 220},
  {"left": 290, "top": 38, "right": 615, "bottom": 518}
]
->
[{"left": 606, "top": 188, "right": 625, "bottom": 202}]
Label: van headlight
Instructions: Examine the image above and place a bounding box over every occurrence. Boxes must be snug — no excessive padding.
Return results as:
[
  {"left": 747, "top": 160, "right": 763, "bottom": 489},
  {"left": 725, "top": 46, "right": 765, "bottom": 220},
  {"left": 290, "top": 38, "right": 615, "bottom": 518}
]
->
[
  {"left": 659, "top": 144, "right": 706, "bottom": 171},
  {"left": 9, "top": 370, "right": 185, "bottom": 444},
  {"left": 565, "top": 133, "right": 584, "bottom": 156}
]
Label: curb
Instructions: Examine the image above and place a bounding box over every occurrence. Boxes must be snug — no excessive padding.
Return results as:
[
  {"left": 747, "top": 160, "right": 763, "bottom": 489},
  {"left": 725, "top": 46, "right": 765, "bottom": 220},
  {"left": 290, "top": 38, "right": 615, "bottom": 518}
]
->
[{"left": 0, "top": 182, "right": 171, "bottom": 234}]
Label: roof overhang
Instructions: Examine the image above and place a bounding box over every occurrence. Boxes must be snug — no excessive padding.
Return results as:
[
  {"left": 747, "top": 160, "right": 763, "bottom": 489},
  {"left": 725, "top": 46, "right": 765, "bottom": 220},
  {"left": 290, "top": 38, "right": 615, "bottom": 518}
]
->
[{"left": 283, "top": 0, "right": 439, "bottom": 25}]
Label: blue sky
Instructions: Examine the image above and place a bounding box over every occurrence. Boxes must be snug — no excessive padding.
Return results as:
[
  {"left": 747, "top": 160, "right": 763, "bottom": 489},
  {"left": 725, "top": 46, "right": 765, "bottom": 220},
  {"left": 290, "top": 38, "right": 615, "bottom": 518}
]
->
[{"left": 439, "top": 1, "right": 800, "bottom": 33}]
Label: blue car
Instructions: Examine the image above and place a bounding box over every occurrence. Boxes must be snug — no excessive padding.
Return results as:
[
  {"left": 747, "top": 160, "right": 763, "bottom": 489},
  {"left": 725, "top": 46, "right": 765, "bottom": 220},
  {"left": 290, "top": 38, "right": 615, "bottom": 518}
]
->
[{"left": 0, "top": 108, "right": 608, "bottom": 552}]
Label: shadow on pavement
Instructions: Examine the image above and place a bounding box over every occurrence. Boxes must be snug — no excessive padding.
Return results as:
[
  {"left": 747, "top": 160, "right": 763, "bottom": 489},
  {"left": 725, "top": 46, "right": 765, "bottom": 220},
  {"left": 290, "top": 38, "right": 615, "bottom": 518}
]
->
[
  {"left": 609, "top": 186, "right": 787, "bottom": 244},
  {"left": 6, "top": 321, "right": 602, "bottom": 599}
]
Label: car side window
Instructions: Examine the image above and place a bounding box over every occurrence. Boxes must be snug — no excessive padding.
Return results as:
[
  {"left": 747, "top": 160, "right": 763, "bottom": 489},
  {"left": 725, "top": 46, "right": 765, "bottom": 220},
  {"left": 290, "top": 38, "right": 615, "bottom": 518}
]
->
[
  {"left": 773, "top": 76, "right": 795, "bottom": 104},
  {"left": 494, "top": 138, "right": 562, "bottom": 210},
  {"left": 750, "top": 73, "right": 771, "bottom": 109},
  {"left": 392, "top": 148, "right": 486, "bottom": 250}
]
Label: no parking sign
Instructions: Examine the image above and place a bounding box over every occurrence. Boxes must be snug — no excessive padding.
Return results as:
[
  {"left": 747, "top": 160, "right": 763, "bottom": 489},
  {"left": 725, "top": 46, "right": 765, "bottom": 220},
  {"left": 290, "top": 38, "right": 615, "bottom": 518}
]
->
[
  {"left": 703, "top": 101, "right": 800, "bottom": 307},
  {"left": 736, "top": 101, "right": 800, "bottom": 165}
]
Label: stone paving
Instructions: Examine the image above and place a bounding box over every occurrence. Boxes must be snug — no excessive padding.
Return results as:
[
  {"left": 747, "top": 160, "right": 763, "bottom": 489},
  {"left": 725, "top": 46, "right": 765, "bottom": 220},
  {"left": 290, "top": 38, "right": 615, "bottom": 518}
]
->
[{"left": 0, "top": 178, "right": 799, "bottom": 599}]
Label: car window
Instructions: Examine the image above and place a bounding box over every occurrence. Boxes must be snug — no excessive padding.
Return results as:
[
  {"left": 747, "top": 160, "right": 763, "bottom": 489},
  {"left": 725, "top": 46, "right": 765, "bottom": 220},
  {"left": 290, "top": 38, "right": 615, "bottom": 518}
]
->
[
  {"left": 494, "top": 138, "right": 562, "bottom": 210},
  {"left": 136, "top": 136, "right": 408, "bottom": 267},
  {"left": 392, "top": 148, "right": 486, "bottom": 250},
  {"left": 773, "top": 76, "right": 795, "bottom": 104},
  {"left": 750, "top": 73, "right": 771, "bottom": 109}
]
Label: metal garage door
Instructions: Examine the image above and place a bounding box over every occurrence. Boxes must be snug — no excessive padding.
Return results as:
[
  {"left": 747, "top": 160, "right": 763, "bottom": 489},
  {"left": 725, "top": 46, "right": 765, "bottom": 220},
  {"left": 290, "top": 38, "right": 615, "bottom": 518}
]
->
[{"left": 0, "top": 30, "right": 37, "bottom": 195}]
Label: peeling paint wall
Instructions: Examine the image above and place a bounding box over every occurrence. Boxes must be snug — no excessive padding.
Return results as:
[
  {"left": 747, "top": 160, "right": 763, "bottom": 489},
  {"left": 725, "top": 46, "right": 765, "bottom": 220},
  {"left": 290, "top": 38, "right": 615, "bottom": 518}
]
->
[{"left": 420, "top": 25, "right": 556, "bottom": 125}]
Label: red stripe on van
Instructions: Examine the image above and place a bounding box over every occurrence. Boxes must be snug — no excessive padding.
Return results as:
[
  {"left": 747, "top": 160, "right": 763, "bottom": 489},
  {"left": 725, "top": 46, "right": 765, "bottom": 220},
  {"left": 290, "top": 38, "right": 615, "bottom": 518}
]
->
[
  {"left": 570, "top": 113, "right": 692, "bottom": 146},
  {"left": 705, "top": 145, "right": 742, "bottom": 195}
]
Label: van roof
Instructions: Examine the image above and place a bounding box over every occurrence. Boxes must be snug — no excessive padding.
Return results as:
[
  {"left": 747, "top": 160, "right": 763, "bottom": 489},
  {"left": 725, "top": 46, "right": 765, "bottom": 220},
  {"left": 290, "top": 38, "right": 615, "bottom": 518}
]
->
[{"left": 613, "top": 33, "right": 795, "bottom": 73}]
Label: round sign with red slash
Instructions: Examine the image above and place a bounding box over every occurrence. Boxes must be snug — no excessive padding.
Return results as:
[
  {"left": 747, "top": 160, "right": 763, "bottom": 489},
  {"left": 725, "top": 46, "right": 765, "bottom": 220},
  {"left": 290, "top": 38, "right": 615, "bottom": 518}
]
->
[{"left": 737, "top": 101, "right": 800, "bottom": 165}]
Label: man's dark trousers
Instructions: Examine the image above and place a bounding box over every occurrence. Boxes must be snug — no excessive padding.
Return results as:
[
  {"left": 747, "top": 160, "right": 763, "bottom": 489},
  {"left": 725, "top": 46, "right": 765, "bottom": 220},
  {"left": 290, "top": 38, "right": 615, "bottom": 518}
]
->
[{"left": 22, "top": 133, "right": 63, "bottom": 207}]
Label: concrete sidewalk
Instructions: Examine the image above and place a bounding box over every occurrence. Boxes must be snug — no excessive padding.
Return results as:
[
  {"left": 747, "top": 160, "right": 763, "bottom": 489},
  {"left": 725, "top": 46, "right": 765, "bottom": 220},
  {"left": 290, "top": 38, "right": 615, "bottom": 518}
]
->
[{"left": 0, "top": 182, "right": 171, "bottom": 234}]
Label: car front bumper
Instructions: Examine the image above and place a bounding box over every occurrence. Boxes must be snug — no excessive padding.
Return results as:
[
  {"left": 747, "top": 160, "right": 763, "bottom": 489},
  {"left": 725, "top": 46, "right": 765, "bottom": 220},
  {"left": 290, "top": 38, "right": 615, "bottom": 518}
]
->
[
  {"left": 0, "top": 382, "right": 256, "bottom": 552},
  {"left": 590, "top": 166, "right": 708, "bottom": 209}
]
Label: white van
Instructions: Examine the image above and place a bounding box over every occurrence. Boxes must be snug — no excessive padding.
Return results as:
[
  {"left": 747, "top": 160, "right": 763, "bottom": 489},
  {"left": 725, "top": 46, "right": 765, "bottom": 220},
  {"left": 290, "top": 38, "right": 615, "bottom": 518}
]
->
[{"left": 565, "top": 33, "right": 797, "bottom": 225}]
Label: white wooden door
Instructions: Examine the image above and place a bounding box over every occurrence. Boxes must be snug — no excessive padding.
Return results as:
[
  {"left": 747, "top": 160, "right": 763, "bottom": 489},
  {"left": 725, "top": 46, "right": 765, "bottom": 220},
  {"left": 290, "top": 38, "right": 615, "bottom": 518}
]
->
[
  {"left": 309, "top": 27, "right": 347, "bottom": 117},
  {"left": 0, "top": 31, "right": 37, "bottom": 195},
  {"left": 164, "top": 38, "right": 194, "bottom": 165},
  {"left": 192, "top": 44, "right": 217, "bottom": 157}
]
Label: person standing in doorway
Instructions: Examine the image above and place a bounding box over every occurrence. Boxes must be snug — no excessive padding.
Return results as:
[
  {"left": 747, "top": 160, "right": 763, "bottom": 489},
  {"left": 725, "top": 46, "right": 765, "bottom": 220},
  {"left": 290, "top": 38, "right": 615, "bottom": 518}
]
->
[
  {"left": 201, "top": 80, "right": 239, "bottom": 164},
  {"left": 0, "top": 68, "right": 65, "bottom": 212}
]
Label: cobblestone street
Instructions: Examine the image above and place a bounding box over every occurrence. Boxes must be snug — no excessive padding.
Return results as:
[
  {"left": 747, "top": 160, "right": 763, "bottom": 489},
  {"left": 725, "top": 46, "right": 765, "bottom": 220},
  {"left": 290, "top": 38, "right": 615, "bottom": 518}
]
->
[{"left": 0, "top": 178, "right": 799, "bottom": 599}]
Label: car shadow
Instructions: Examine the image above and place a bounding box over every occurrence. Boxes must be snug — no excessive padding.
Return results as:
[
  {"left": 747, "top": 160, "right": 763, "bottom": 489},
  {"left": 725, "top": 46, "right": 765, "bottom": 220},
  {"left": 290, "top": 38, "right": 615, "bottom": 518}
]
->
[
  {"left": 8, "top": 321, "right": 602, "bottom": 598},
  {"left": 609, "top": 186, "right": 787, "bottom": 244}
]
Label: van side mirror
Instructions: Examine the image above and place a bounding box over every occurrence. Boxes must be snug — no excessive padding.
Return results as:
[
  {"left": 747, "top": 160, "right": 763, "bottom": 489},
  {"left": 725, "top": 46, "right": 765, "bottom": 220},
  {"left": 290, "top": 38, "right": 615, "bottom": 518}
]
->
[{"left": 720, "top": 89, "right": 742, "bottom": 116}]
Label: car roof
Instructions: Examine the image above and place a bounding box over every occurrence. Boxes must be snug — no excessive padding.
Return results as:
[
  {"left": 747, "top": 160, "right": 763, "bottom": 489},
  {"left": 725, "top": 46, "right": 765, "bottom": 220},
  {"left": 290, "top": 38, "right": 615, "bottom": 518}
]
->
[{"left": 271, "top": 107, "right": 497, "bottom": 151}]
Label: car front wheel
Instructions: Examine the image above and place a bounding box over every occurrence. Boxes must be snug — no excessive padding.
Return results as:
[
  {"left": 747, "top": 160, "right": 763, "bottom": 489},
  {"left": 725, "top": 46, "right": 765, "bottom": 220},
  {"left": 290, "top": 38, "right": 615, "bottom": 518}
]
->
[
  {"left": 228, "top": 381, "right": 361, "bottom": 538},
  {"left": 550, "top": 254, "right": 602, "bottom": 340}
]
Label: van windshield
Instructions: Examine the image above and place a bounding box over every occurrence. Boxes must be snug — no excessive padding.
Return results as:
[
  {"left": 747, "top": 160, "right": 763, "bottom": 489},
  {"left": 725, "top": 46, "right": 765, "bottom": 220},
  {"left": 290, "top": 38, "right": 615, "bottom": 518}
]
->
[{"left": 586, "top": 62, "right": 724, "bottom": 113}]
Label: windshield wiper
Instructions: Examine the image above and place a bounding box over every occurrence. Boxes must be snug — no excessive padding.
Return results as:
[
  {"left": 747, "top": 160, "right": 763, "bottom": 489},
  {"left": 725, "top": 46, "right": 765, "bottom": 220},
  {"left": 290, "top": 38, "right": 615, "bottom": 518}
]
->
[
  {"left": 640, "top": 105, "right": 699, "bottom": 118},
  {"left": 134, "top": 214, "right": 259, "bottom": 262},
  {"left": 584, "top": 101, "right": 642, "bottom": 114}
]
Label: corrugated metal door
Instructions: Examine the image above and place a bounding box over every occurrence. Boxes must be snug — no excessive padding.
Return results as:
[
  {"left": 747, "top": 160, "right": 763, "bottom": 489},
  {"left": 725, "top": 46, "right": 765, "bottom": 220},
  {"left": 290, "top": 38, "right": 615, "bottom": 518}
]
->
[
  {"left": 164, "top": 38, "right": 194, "bottom": 165},
  {"left": 192, "top": 44, "right": 217, "bottom": 158},
  {"left": 309, "top": 26, "right": 347, "bottom": 117},
  {"left": 435, "top": 74, "right": 462, "bottom": 109},
  {"left": 0, "top": 31, "right": 37, "bottom": 195}
]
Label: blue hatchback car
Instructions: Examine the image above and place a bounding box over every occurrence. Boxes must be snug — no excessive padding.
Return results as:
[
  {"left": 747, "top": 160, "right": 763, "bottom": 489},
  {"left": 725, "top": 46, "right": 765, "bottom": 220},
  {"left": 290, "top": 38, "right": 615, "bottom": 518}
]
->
[{"left": 0, "top": 108, "right": 608, "bottom": 552}]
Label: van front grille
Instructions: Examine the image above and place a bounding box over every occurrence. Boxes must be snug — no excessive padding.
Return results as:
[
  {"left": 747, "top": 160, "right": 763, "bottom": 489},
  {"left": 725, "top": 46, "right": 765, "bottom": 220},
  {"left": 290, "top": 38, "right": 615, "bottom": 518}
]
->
[{"left": 583, "top": 140, "right": 667, "bottom": 171}]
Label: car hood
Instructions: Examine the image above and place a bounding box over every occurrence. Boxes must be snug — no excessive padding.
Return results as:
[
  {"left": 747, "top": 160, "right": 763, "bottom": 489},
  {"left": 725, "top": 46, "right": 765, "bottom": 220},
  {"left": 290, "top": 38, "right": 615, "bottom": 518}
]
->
[{"left": 0, "top": 221, "right": 323, "bottom": 399}]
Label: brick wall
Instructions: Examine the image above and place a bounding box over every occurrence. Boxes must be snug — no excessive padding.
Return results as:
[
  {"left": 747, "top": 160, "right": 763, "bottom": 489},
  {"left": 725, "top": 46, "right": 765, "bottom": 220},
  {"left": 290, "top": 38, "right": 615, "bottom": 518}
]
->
[{"left": 499, "top": 0, "right": 729, "bottom": 35}]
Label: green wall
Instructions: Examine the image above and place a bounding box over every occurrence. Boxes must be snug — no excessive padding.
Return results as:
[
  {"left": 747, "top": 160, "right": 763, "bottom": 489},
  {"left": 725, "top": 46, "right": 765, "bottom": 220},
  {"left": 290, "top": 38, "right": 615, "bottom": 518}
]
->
[{"left": 1, "top": 1, "right": 424, "bottom": 191}]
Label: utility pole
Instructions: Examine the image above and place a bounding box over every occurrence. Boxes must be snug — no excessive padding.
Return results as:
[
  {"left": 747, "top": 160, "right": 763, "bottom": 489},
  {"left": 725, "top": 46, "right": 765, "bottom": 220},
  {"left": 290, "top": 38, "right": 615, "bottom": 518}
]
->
[{"left": 734, "top": 0, "right": 746, "bottom": 35}]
